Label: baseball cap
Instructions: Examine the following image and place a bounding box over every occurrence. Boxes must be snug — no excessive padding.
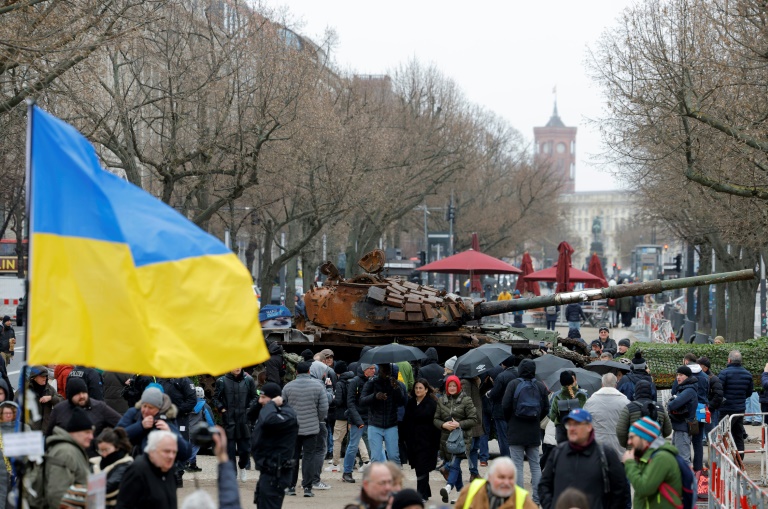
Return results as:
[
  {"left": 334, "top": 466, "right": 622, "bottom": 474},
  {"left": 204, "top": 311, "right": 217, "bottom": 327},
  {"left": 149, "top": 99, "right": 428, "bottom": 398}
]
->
[{"left": 564, "top": 408, "right": 592, "bottom": 424}]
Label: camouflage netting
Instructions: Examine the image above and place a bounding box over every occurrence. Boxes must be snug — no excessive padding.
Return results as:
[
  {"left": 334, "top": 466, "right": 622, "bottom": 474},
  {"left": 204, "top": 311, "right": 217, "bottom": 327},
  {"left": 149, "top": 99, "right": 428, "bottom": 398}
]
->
[{"left": 623, "top": 337, "right": 768, "bottom": 389}]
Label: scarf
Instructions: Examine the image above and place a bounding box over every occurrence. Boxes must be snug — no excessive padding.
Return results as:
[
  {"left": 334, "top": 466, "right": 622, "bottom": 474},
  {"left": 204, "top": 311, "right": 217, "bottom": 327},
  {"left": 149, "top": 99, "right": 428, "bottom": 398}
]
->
[
  {"left": 486, "top": 484, "right": 511, "bottom": 509},
  {"left": 100, "top": 449, "right": 128, "bottom": 470},
  {"left": 568, "top": 429, "right": 595, "bottom": 453},
  {"left": 30, "top": 379, "right": 47, "bottom": 399}
]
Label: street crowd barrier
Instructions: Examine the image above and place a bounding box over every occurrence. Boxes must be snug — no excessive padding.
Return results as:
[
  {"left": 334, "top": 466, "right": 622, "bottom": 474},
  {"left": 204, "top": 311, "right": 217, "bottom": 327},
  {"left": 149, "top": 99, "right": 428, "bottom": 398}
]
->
[
  {"left": 632, "top": 305, "right": 675, "bottom": 343},
  {"left": 708, "top": 412, "right": 768, "bottom": 508}
]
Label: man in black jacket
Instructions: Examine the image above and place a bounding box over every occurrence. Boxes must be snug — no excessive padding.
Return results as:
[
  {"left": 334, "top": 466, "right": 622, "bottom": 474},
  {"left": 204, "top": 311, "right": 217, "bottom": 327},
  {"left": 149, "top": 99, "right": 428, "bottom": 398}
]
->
[
  {"left": 667, "top": 366, "right": 699, "bottom": 466},
  {"left": 67, "top": 365, "right": 104, "bottom": 401},
  {"left": 116, "top": 430, "right": 179, "bottom": 509},
  {"left": 0, "top": 316, "right": 14, "bottom": 366},
  {"left": 214, "top": 368, "right": 258, "bottom": 483},
  {"left": 251, "top": 382, "right": 299, "bottom": 509},
  {"left": 265, "top": 340, "right": 285, "bottom": 386},
  {"left": 360, "top": 364, "right": 406, "bottom": 465},
  {"left": 698, "top": 356, "right": 723, "bottom": 444},
  {"left": 342, "top": 363, "right": 375, "bottom": 483},
  {"left": 539, "top": 408, "right": 626, "bottom": 509},
  {"left": 718, "top": 350, "right": 754, "bottom": 460},
  {"left": 486, "top": 355, "right": 518, "bottom": 458}
]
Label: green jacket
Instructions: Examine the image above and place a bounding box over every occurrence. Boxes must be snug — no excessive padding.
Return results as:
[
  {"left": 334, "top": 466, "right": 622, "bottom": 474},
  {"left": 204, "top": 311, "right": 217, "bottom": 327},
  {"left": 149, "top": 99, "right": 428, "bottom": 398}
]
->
[
  {"left": 434, "top": 390, "right": 478, "bottom": 459},
  {"left": 624, "top": 442, "right": 682, "bottom": 509},
  {"left": 548, "top": 386, "right": 587, "bottom": 425},
  {"left": 45, "top": 426, "right": 91, "bottom": 509}
]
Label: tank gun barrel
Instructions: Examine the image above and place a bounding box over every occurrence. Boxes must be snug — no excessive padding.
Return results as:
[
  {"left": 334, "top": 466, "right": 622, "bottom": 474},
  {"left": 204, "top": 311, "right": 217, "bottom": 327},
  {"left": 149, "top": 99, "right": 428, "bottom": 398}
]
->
[{"left": 473, "top": 268, "right": 756, "bottom": 319}]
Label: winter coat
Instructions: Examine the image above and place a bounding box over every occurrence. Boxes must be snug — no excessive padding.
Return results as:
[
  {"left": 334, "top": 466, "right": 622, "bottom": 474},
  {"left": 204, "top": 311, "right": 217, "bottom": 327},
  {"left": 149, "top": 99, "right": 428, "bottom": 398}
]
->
[
  {"left": 671, "top": 364, "right": 709, "bottom": 405},
  {"left": 624, "top": 441, "right": 683, "bottom": 509},
  {"left": 46, "top": 398, "right": 122, "bottom": 438},
  {"left": 91, "top": 450, "right": 133, "bottom": 507},
  {"left": 0, "top": 324, "right": 15, "bottom": 354},
  {"left": 102, "top": 371, "right": 131, "bottom": 414},
  {"left": 360, "top": 375, "right": 406, "bottom": 429},
  {"left": 501, "top": 360, "right": 549, "bottom": 446},
  {"left": 599, "top": 338, "right": 618, "bottom": 357},
  {"left": 418, "top": 348, "right": 444, "bottom": 392},
  {"left": 265, "top": 340, "right": 285, "bottom": 386},
  {"left": 116, "top": 395, "right": 192, "bottom": 462},
  {"left": 0, "top": 379, "right": 10, "bottom": 402},
  {"left": 718, "top": 361, "right": 754, "bottom": 414},
  {"left": 250, "top": 400, "right": 299, "bottom": 472},
  {"left": 583, "top": 387, "right": 630, "bottom": 457},
  {"left": 565, "top": 303, "right": 586, "bottom": 322},
  {"left": 454, "top": 480, "right": 538, "bottom": 509},
  {"left": 397, "top": 361, "right": 415, "bottom": 392},
  {"left": 115, "top": 453, "right": 177, "bottom": 509},
  {"left": 346, "top": 366, "right": 370, "bottom": 427},
  {"left": 615, "top": 381, "right": 672, "bottom": 448},
  {"left": 539, "top": 434, "right": 627, "bottom": 509},
  {"left": 761, "top": 372, "right": 768, "bottom": 405},
  {"left": 159, "top": 377, "right": 197, "bottom": 417},
  {"left": 214, "top": 371, "right": 257, "bottom": 440},
  {"left": 14, "top": 381, "right": 62, "bottom": 432},
  {"left": 0, "top": 355, "right": 11, "bottom": 394},
  {"left": 666, "top": 377, "right": 698, "bottom": 432},
  {"left": 461, "top": 377, "right": 484, "bottom": 437},
  {"left": 45, "top": 426, "right": 91, "bottom": 509},
  {"left": 68, "top": 365, "right": 104, "bottom": 400},
  {"left": 403, "top": 395, "right": 441, "bottom": 473},
  {"left": 283, "top": 373, "right": 328, "bottom": 436},
  {"left": 617, "top": 296, "right": 633, "bottom": 313},
  {"left": 545, "top": 305, "right": 560, "bottom": 320},
  {"left": 707, "top": 371, "right": 724, "bottom": 410},
  {"left": 548, "top": 385, "right": 588, "bottom": 426},
  {"left": 334, "top": 371, "right": 355, "bottom": 421},
  {"left": 617, "top": 369, "right": 657, "bottom": 402},
  {"left": 434, "top": 377, "right": 478, "bottom": 459},
  {"left": 54, "top": 365, "right": 74, "bottom": 398},
  {"left": 488, "top": 366, "right": 519, "bottom": 420}
]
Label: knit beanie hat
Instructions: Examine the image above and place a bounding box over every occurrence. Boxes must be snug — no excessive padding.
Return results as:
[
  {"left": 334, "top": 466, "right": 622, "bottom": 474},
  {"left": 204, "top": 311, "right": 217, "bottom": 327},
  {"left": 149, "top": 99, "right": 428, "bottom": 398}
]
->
[
  {"left": 629, "top": 416, "right": 661, "bottom": 443},
  {"left": 444, "top": 356, "right": 457, "bottom": 371},
  {"left": 300, "top": 349, "right": 314, "bottom": 361},
  {"left": 631, "top": 351, "right": 647, "bottom": 371},
  {"left": 618, "top": 339, "right": 631, "bottom": 348},
  {"left": 677, "top": 365, "right": 692, "bottom": 377},
  {"left": 335, "top": 360, "right": 348, "bottom": 374},
  {"left": 139, "top": 387, "right": 164, "bottom": 409},
  {"left": 66, "top": 378, "right": 88, "bottom": 401},
  {"left": 260, "top": 382, "right": 282, "bottom": 399},
  {"left": 392, "top": 489, "right": 424, "bottom": 509},
  {"left": 65, "top": 407, "right": 94, "bottom": 433},
  {"left": 559, "top": 370, "right": 575, "bottom": 387}
]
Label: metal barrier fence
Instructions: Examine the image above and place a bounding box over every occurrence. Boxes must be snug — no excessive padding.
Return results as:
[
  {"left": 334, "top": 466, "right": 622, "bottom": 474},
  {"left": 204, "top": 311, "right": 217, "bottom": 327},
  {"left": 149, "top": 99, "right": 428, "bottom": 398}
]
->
[
  {"left": 632, "top": 305, "right": 675, "bottom": 343},
  {"left": 708, "top": 412, "right": 768, "bottom": 508}
]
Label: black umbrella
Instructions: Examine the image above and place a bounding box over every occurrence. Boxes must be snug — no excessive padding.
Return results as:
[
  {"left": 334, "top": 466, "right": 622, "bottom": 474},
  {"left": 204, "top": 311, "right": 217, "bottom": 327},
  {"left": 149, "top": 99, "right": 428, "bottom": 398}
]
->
[
  {"left": 358, "top": 343, "right": 427, "bottom": 364},
  {"left": 543, "top": 368, "right": 603, "bottom": 395},
  {"left": 453, "top": 343, "right": 512, "bottom": 378},
  {"left": 532, "top": 355, "right": 576, "bottom": 381},
  {"left": 583, "top": 360, "right": 631, "bottom": 376}
]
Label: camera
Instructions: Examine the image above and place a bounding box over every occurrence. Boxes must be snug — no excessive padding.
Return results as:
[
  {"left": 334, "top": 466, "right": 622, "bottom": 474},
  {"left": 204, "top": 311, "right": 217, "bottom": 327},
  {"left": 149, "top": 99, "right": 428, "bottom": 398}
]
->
[{"left": 190, "top": 423, "right": 220, "bottom": 447}]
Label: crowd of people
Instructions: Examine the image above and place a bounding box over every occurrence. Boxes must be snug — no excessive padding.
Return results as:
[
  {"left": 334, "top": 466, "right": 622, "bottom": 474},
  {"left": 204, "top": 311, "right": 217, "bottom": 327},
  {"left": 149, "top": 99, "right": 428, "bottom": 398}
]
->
[{"left": 0, "top": 326, "right": 760, "bottom": 509}]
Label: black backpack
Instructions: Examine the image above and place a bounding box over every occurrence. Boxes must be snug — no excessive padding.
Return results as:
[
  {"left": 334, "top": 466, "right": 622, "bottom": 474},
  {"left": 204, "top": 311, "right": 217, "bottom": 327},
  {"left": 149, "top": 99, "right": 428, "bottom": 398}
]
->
[
  {"left": 629, "top": 399, "right": 660, "bottom": 424},
  {"left": 512, "top": 378, "right": 542, "bottom": 419}
]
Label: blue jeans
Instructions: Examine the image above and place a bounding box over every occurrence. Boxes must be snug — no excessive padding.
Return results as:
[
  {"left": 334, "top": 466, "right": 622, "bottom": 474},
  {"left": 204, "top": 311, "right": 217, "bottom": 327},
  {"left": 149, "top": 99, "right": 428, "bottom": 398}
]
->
[
  {"left": 343, "top": 424, "right": 367, "bottom": 474},
  {"left": 367, "top": 425, "right": 400, "bottom": 465},
  {"left": 567, "top": 321, "right": 580, "bottom": 331},
  {"left": 746, "top": 392, "right": 760, "bottom": 422},
  {"left": 494, "top": 418, "right": 509, "bottom": 457},
  {"left": 327, "top": 422, "right": 334, "bottom": 454},
  {"left": 189, "top": 444, "right": 200, "bottom": 464},
  {"left": 467, "top": 437, "right": 481, "bottom": 475},
  {"left": 446, "top": 455, "right": 465, "bottom": 491},
  {"left": 509, "top": 445, "right": 541, "bottom": 504}
]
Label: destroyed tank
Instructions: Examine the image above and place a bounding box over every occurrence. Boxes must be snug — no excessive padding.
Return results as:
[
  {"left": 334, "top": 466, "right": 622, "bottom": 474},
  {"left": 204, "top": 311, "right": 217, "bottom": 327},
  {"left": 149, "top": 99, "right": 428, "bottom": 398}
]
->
[{"left": 287, "top": 249, "right": 755, "bottom": 361}]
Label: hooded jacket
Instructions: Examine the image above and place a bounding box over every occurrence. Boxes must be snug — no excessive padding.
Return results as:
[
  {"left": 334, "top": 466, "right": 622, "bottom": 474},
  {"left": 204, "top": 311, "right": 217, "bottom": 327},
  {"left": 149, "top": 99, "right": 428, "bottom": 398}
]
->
[
  {"left": 617, "top": 369, "right": 657, "bottom": 402},
  {"left": 718, "top": 361, "right": 754, "bottom": 414},
  {"left": 360, "top": 371, "right": 406, "bottom": 428},
  {"left": 44, "top": 426, "right": 91, "bottom": 509},
  {"left": 671, "top": 363, "right": 709, "bottom": 405},
  {"left": 623, "top": 439, "right": 683, "bottom": 509},
  {"left": 102, "top": 371, "right": 131, "bottom": 414},
  {"left": 706, "top": 371, "right": 724, "bottom": 410},
  {"left": 616, "top": 380, "right": 672, "bottom": 448},
  {"left": 346, "top": 364, "right": 370, "bottom": 427},
  {"left": 116, "top": 394, "right": 192, "bottom": 461},
  {"left": 283, "top": 373, "right": 328, "bottom": 436},
  {"left": 14, "top": 379, "right": 62, "bottom": 432},
  {"left": 54, "top": 365, "right": 74, "bottom": 398},
  {"left": 418, "top": 348, "right": 444, "bottom": 391},
  {"left": 666, "top": 377, "right": 698, "bottom": 432},
  {"left": 265, "top": 340, "right": 285, "bottom": 385},
  {"left": 334, "top": 370, "right": 355, "bottom": 420},
  {"left": 460, "top": 377, "right": 484, "bottom": 437},
  {"left": 501, "top": 359, "right": 549, "bottom": 446},
  {"left": 488, "top": 365, "right": 519, "bottom": 420},
  {"left": 67, "top": 366, "right": 104, "bottom": 401},
  {"left": 434, "top": 376, "right": 478, "bottom": 458},
  {"left": 583, "top": 386, "right": 630, "bottom": 457}
]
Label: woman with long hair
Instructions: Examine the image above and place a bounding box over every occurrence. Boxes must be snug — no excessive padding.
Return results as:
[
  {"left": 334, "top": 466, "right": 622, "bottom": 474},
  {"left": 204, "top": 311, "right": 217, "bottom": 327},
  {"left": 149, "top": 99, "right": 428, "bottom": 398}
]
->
[
  {"left": 403, "top": 378, "right": 441, "bottom": 501},
  {"left": 92, "top": 427, "right": 133, "bottom": 506}
]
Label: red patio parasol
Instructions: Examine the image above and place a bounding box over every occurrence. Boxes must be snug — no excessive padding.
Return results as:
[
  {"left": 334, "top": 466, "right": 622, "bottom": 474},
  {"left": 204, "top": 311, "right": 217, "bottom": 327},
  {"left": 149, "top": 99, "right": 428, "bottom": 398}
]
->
[
  {"left": 586, "top": 253, "right": 608, "bottom": 289},
  {"left": 514, "top": 252, "right": 540, "bottom": 296},
  {"left": 522, "top": 264, "right": 606, "bottom": 288},
  {"left": 556, "top": 241, "right": 575, "bottom": 290},
  {"left": 417, "top": 249, "right": 523, "bottom": 275}
]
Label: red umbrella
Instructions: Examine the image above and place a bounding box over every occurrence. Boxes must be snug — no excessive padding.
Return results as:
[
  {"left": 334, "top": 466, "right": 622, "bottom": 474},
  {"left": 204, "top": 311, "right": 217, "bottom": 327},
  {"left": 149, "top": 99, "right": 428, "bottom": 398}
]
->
[
  {"left": 515, "top": 252, "right": 540, "bottom": 296},
  {"left": 417, "top": 249, "right": 523, "bottom": 275},
  {"left": 522, "top": 264, "right": 606, "bottom": 287},
  {"left": 586, "top": 253, "right": 608, "bottom": 289},
  {"left": 556, "top": 241, "right": 574, "bottom": 290}
]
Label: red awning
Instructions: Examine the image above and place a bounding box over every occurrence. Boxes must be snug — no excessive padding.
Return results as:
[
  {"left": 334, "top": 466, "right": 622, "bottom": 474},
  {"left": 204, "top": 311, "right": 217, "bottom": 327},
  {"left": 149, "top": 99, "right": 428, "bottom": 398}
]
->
[{"left": 417, "top": 249, "right": 522, "bottom": 275}]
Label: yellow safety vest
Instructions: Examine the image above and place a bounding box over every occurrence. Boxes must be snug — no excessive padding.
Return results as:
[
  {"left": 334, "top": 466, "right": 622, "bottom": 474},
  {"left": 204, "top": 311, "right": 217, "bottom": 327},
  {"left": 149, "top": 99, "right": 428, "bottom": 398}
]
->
[{"left": 462, "top": 478, "right": 528, "bottom": 509}]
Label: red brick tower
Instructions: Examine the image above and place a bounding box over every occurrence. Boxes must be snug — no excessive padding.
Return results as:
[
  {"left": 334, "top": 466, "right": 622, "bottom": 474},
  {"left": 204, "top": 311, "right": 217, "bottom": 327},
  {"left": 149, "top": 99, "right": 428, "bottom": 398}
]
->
[{"left": 533, "top": 101, "right": 577, "bottom": 193}]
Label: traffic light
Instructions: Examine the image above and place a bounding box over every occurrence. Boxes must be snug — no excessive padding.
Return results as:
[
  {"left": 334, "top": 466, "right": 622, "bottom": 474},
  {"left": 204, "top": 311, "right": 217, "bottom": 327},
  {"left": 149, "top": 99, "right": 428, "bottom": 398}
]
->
[
  {"left": 674, "top": 254, "right": 682, "bottom": 272},
  {"left": 419, "top": 251, "right": 426, "bottom": 265}
]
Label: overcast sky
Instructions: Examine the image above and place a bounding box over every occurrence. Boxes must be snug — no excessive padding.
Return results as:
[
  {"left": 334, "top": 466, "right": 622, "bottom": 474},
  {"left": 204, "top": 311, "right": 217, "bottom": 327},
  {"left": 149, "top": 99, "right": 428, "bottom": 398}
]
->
[{"left": 269, "top": 1, "right": 633, "bottom": 191}]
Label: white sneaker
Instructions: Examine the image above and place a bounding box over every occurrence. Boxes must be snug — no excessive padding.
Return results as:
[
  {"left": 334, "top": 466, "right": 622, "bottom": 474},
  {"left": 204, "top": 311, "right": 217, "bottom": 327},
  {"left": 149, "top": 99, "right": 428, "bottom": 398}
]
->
[
  {"left": 357, "top": 461, "right": 370, "bottom": 472},
  {"left": 324, "top": 465, "right": 340, "bottom": 472},
  {"left": 312, "top": 481, "right": 331, "bottom": 490},
  {"left": 239, "top": 469, "right": 247, "bottom": 483},
  {"left": 440, "top": 485, "right": 452, "bottom": 503}
]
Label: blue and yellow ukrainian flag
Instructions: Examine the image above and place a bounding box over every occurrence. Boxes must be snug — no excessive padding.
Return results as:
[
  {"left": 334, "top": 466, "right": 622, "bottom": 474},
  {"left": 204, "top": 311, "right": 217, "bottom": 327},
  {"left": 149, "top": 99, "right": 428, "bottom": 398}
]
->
[{"left": 28, "top": 106, "right": 267, "bottom": 376}]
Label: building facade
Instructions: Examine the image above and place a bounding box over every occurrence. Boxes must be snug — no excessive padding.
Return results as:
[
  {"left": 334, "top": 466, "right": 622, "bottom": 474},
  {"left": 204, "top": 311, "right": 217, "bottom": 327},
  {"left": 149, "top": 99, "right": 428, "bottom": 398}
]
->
[{"left": 533, "top": 103, "right": 577, "bottom": 193}]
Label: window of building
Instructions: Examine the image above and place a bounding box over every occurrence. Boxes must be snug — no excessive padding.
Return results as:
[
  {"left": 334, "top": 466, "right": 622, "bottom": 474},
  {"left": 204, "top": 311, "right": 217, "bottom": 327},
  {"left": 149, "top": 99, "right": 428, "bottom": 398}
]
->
[
  {"left": 571, "top": 141, "right": 575, "bottom": 154},
  {"left": 556, "top": 142, "right": 566, "bottom": 154},
  {"left": 570, "top": 162, "right": 575, "bottom": 179},
  {"left": 542, "top": 142, "right": 552, "bottom": 154}
]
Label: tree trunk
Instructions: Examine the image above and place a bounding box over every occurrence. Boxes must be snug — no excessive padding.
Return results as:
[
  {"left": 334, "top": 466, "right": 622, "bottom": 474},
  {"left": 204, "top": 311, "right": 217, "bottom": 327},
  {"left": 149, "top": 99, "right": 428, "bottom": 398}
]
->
[
  {"left": 699, "top": 244, "right": 712, "bottom": 332},
  {"left": 715, "top": 254, "right": 726, "bottom": 338}
]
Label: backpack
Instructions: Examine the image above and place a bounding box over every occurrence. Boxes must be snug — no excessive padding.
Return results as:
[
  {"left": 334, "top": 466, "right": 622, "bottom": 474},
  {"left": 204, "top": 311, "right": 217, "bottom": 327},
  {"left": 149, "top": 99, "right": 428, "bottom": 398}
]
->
[
  {"left": 282, "top": 352, "right": 303, "bottom": 385},
  {"left": 24, "top": 453, "right": 68, "bottom": 509},
  {"left": 446, "top": 428, "right": 465, "bottom": 455},
  {"left": 650, "top": 448, "right": 695, "bottom": 509},
  {"left": 545, "top": 305, "right": 557, "bottom": 314},
  {"left": 629, "top": 399, "right": 660, "bottom": 424},
  {"left": 512, "top": 379, "right": 542, "bottom": 419}
]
